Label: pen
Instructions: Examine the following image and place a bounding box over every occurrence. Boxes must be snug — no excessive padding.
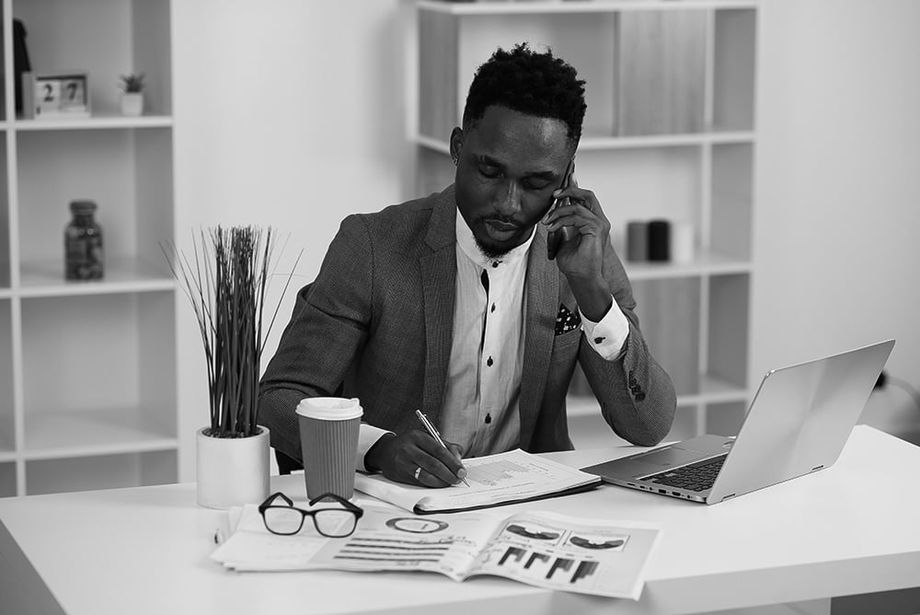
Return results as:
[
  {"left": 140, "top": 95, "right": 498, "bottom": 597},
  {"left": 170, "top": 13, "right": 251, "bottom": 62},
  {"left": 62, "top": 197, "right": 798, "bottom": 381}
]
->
[{"left": 415, "top": 409, "right": 470, "bottom": 487}]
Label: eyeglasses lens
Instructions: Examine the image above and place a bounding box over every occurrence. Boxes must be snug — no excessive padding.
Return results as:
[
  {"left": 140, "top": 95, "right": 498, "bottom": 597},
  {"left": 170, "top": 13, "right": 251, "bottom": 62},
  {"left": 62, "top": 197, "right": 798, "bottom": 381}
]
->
[
  {"left": 314, "top": 509, "right": 357, "bottom": 537},
  {"left": 263, "top": 507, "right": 305, "bottom": 535}
]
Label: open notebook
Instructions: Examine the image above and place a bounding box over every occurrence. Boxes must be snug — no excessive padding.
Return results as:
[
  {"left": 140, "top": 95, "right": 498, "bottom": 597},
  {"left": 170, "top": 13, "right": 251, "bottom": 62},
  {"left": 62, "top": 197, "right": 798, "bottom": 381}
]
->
[{"left": 354, "top": 448, "right": 602, "bottom": 514}]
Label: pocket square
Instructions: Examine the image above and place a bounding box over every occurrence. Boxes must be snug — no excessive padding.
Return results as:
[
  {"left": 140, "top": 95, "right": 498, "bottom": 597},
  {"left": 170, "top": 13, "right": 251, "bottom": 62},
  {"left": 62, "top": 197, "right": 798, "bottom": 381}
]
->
[{"left": 554, "top": 303, "right": 581, "bottom": 335}]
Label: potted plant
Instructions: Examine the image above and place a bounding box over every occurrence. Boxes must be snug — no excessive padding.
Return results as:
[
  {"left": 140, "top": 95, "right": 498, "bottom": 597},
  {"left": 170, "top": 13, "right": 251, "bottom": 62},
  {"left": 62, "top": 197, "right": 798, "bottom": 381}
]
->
[
  {"left": 164, "top": 226, "right": 298, "bottom": 509},
  {"left": 118, "top": 72, "right": 145, "bottom": 116}
]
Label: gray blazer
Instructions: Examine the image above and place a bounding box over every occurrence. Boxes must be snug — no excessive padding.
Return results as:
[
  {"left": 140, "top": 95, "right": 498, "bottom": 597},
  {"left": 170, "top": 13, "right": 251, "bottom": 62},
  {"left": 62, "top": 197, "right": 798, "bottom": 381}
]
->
[{"left": 259, "top": 185, "right": 676, "bottom": 461}]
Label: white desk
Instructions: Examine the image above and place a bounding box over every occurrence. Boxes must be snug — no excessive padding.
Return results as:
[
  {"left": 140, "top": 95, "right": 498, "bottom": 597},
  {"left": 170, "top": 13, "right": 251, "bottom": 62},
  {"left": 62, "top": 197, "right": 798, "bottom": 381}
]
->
[{"left": 1, "top": 425, "right": 918, "bottom": 615}]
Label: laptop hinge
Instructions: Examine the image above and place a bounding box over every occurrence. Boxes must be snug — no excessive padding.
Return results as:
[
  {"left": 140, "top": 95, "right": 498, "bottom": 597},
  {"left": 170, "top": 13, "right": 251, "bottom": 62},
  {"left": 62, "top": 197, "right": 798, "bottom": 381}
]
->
[{"left": 720, "top": 493, "right": 737, "bottom": 502}]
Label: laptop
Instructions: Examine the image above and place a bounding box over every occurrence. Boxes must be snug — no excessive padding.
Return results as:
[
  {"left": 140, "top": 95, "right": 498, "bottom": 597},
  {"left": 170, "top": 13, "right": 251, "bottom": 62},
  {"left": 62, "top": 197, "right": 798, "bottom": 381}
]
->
[{"left": 582, "top": 340, "right": 895, "bottom": 504}]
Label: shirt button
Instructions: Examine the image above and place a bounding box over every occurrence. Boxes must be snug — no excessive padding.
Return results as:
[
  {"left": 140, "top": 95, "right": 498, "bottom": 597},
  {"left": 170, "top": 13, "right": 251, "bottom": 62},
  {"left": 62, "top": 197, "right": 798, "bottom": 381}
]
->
[
  {"left": 593, "top": 336, "right": 606, "bottom": 344},
  {"left": 491, "top": 303, "right": 496, "bottom": 313},
  {"left": 635, "top": 392, "right": 646, "bottom": 401},
  {"left": 485, "top": 414, "right": 492, "bottom": 424},
  {"left": 487, "top": 356, "right": 493, "bottom": 367}
]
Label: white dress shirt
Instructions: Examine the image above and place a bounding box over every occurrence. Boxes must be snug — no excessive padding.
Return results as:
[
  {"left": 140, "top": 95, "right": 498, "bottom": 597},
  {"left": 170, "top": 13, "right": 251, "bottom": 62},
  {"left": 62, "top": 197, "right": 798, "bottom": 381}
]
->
[{"left": 356, "top": 210, "right": 630, "bottom": 468}]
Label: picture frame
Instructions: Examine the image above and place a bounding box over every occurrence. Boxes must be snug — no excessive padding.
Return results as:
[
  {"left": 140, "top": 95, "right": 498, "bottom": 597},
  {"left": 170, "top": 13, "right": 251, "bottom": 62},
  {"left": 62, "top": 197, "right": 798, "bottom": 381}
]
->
[{"left": 21, "top": 71, "right": 91, "bottom": 119}]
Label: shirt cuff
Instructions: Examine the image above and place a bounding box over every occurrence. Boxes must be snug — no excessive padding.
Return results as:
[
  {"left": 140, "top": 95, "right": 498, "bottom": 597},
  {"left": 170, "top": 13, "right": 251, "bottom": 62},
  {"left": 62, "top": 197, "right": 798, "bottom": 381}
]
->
[
  {"left": 580, "top": 297, "right": 630, "bottom": 361},
  {"left": 357, "top": 424, "right": 393, "bottom": 472}
]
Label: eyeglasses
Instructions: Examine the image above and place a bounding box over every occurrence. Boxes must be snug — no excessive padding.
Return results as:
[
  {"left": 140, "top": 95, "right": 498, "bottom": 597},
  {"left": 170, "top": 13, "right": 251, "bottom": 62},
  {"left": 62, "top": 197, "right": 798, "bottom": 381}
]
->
[{"left": 259, "top": 491, "right": 364, "bottom": 538}]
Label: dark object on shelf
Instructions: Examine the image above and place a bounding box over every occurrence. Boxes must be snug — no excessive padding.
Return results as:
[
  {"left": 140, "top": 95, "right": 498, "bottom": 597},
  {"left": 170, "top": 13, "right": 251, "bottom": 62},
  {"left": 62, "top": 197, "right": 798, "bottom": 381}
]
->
[
  {"left": 647, "top": 219, "right": 671, "bottom": 262},
  {"left": 626, "top": 221, "right": 648, "bottom": 262},
  {"left": 0, "top": 19, "right": 33, "bottom": 114},
  {"left": 65, "top": 200, "right": 104, "bottom": 280}
]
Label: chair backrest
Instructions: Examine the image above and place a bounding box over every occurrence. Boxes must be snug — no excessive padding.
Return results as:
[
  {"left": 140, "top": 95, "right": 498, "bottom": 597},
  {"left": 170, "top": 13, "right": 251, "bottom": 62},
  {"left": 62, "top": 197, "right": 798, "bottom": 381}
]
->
[
  {"left": 275, "top": 449, "right": 302, "bottom": 475},
  {"left": 270, "top": 281, "right": 350, "bottom": 475}
]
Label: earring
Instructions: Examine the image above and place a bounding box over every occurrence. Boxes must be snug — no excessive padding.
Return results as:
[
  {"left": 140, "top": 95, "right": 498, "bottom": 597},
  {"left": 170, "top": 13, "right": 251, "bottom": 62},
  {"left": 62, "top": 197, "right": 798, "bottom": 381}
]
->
[{"left": 451, "top": 155, "right": 458, "bottom": 166}]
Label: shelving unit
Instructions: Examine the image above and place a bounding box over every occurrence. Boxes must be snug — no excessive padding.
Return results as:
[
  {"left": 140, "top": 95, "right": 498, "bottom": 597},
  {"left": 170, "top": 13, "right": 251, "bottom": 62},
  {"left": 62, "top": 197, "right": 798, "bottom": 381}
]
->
[
  {"left": 0, "top": 0, "right": 176, "bottom": 497},
  {"left": 413, "top": 0, "right": 757, "bottom": 448}
]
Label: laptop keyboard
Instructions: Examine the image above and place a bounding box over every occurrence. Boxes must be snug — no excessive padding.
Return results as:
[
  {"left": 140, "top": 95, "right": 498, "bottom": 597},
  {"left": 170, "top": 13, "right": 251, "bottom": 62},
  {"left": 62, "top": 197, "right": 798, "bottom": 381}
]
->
[{"left": 643, "top": 454, "right": 727, "bottom": 492}]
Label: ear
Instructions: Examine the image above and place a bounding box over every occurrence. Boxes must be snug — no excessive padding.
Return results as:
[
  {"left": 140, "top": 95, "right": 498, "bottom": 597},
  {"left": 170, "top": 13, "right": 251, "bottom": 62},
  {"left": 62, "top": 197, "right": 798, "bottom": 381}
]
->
[{"left": 449, "top": 127, "right": 463, "bottom": 165}]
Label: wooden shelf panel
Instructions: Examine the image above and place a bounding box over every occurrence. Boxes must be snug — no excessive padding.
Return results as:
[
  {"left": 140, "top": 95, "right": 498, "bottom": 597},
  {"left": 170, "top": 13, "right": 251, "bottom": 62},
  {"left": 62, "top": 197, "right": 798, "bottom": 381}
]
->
[
  {"left": 22, "top": 407, "right": 177, "bottom": 460},
  {"left": 624, "top": 251, "right": 752, "bottom": 280},
  {"left": 0, "top": 462, "right": 15, "bottom": 497},
  {"left": 0, "top": 414, "right": 14, "bottom": 455},
  {"left": 24, "top": 449, "right": 177, "bottom": 495},
  {"left": 419, "top": 0, "right": 759, "bottom": 17},
  {"left": 12, "top": 115, "right": 173, "bottom": 132},
  {"left": 415, "top": 131, "right": 755, "bottom": 154},
  {"left": 18, "top": 258, "right": 175, "bottom": 297},
  {"left": 567, "top": 375, "right": 748, "bottom": 419},
  {"left": 3, "top": 0, "right": 176, "bottom": 496},
  {"left": 677, "top": 375, "right": 750, "bottom": 405}
]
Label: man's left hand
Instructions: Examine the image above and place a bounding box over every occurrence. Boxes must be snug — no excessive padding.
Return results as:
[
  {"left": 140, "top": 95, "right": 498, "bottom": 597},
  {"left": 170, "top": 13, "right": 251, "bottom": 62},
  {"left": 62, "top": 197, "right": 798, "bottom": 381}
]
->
[{"left": 541, "top": 176, "right": 614, "bottom": 321}]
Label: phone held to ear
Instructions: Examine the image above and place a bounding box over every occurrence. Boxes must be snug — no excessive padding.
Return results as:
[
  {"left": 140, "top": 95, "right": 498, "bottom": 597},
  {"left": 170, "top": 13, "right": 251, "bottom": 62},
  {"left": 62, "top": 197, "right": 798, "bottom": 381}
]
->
[{"left": 547, "top": 159, "right": 576, "bottom": 260}]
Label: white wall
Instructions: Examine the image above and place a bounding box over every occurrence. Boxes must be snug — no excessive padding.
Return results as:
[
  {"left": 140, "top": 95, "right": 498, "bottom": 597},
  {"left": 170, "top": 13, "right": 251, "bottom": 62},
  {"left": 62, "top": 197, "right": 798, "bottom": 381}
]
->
[
  {"left": 172, "top": 1, "right": 920, "bottom": 477},
  {"left": 172, "top": 1, "right": 410, "bottom": 479},
  {"left": 753, "top": 2, "right": 920, "bottom": 393}
]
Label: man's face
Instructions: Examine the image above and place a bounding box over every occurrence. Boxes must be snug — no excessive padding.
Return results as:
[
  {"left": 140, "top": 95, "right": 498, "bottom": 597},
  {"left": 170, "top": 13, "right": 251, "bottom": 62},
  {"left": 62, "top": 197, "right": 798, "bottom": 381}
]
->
[{"left": 452, "top": 105, "right": 574, "bottom": 258}]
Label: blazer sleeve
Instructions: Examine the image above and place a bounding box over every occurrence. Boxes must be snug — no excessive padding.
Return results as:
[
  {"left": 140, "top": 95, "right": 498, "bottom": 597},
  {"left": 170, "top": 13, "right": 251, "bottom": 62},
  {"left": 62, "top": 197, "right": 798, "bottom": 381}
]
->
[
  {"left": 577, "top": 246, "right": 677, "bottom": 446},
  {"left": 258, "top": 215, "right": 374, "bottom": 460}
]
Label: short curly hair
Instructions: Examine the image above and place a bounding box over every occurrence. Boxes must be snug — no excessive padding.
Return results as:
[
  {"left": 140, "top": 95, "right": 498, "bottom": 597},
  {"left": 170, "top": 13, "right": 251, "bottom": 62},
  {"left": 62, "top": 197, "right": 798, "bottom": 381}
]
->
[{"left": 462, "top": 42, "right": 587, "bottom": 145}]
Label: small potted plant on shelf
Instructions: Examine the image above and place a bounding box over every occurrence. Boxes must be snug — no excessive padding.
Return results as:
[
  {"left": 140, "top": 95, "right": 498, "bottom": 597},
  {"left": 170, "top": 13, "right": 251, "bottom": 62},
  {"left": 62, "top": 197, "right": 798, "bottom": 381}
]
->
[
  {"left": 118, "top": 72, "right": 145, "bottom": 116},
  {"left": 164, "top": 226, "right": 299, "bottom": 509}
]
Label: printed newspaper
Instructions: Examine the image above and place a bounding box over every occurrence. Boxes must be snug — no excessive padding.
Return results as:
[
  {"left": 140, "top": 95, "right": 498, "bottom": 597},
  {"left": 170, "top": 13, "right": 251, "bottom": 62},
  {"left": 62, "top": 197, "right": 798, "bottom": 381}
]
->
[{"left": 212, "top": 500, "right": 660, "bottom": 599}]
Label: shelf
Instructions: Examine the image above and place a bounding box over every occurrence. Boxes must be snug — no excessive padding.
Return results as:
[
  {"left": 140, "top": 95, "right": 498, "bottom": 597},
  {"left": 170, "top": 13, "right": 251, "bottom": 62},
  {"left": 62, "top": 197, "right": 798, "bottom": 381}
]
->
[
  {"left": 0, "top": 463, "right": 15, "bottom": 497},
  {"left": 415, "top": 131, "right": 755, "bottom": 154},
  {"left": 418, "top": 0, "right": 759, "bottom": 17},
  {"left": 568, "top": 397, "right": 703, "bottom": 446},
  {"left": 12, "top": 115, "right": 173, "bottom": 131},
  {"left": 566, "top": 374, "right": 748, "bottom": 419},
  {"left": 18, "top": 258, "right": 175, "bottom": 297},
  {"left": 0, "top": 415, "right": 14, "bottom": 455},
  {"left": 2, "top": 0, "right": 177, "bottom": 495},
  {"left": 22, "top": 407, "right": 177, "bottom": 460},
  {"left": 623, "top": 251, "right": 752, "bottom": 280},
  {"left": 676, "top": 375, "right": 750, "bottom": 405},
  {"left": 25, "top": 449, "right": 177, "bottom": 495}
]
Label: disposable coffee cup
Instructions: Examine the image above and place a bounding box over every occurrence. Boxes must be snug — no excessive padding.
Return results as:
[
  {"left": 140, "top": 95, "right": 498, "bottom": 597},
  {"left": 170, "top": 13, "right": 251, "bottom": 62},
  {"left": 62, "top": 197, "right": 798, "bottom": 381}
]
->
[{"left": 296, "top": 397, "right": 363, "bottom": 500}]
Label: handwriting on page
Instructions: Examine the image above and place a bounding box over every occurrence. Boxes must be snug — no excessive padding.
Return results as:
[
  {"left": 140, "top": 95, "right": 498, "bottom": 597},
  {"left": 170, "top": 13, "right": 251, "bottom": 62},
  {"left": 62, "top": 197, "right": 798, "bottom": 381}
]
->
[{"left": 467, "top": 460, "right": 539, "bottom": 486}]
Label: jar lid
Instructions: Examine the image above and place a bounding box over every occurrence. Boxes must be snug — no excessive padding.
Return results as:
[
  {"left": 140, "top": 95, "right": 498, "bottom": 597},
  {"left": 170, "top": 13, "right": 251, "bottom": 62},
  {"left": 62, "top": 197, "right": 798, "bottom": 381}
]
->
[{"left": 69, "top": 200, "right": 97, "bottom": 213}]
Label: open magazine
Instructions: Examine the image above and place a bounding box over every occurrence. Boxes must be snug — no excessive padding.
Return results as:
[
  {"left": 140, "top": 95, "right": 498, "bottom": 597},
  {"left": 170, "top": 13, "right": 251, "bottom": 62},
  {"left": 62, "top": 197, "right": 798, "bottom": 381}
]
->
[
  {"left": 211, "top": 502, "right": 660, "bottom": 599},
  {"left": 354, "top": 448, "right": 602, "bottom": 514}
]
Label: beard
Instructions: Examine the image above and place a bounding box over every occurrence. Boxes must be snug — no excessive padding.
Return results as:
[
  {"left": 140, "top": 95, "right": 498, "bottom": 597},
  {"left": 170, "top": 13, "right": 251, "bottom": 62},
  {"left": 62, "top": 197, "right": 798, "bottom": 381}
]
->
[{"left": 475, "top": 237, "right": 510, "bottom": 259}]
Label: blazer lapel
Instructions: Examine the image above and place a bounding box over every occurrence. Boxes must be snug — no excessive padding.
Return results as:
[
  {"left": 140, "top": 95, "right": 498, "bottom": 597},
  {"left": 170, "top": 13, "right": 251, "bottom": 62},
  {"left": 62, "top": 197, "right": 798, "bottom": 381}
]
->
[
  {"left": 419, "top": 186, "right": 457, "bottom": 424},
  {"left": 519, "top": 226, "right": 559, "bottom": 446}
]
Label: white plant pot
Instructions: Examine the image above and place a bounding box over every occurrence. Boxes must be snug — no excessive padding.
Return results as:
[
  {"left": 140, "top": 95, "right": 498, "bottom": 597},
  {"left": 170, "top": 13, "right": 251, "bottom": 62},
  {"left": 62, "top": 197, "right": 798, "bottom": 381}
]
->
[
  {"left": 196, "top": 425, "right": 270, "bottom": 509},
  {"left": 120, "top": 92, "right": 144, "bottom": 116}
]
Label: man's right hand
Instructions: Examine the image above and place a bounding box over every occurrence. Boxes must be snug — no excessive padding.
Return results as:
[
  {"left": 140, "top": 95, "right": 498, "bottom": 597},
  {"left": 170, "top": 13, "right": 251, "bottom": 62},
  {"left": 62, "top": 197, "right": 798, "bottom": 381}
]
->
[{"left": 364, "top": 430, "right": 467, "bottom": 488}]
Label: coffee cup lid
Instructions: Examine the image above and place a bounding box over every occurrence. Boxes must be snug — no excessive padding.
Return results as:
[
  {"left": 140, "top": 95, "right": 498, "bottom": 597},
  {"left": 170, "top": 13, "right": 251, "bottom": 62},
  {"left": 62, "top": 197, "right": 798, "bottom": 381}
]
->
[{"left": 296, "top": 397, "right": 363, "bottom": 420}]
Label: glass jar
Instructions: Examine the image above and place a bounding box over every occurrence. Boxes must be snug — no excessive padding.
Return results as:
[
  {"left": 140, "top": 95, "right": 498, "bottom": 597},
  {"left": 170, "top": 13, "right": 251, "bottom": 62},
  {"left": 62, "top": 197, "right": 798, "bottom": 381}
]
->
[{"left": 64, "top": 200, "right": 104, "bottom": 280}]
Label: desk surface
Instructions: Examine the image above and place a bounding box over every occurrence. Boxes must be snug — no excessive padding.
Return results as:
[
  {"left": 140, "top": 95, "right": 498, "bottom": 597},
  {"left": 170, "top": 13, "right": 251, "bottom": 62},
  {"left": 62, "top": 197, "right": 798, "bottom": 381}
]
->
[{"left": 1, "top": 425, "right": 919, "bottom": 615}]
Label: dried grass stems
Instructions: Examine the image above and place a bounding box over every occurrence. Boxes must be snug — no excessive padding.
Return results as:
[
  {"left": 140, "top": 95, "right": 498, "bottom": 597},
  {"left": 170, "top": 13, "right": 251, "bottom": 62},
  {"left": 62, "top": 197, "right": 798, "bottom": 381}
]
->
[{"left": 164, "top": 226, "right": 299, "bottom": 438}]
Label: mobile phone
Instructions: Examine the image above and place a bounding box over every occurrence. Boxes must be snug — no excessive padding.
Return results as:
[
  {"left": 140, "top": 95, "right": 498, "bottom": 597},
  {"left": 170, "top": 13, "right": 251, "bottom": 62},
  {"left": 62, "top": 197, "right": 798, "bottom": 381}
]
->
[{"left": 547, "top": 158, "right": 576, "bottom": 260}]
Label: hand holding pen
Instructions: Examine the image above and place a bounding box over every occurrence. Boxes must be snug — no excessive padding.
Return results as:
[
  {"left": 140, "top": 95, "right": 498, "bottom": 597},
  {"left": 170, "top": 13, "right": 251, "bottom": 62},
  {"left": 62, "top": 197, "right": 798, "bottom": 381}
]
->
[
  {"left": 415, "top": 410, "right": 470, "bottom": 487},
  {"left": 363, "top": 410, "right": 469, "bottom": 488}
]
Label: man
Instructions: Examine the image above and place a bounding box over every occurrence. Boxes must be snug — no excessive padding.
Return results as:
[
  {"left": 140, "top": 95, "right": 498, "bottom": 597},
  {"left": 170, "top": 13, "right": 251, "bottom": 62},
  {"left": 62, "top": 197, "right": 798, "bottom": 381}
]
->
[{"left": 260, "top": 43, "right": 676, "bottom": 488}]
